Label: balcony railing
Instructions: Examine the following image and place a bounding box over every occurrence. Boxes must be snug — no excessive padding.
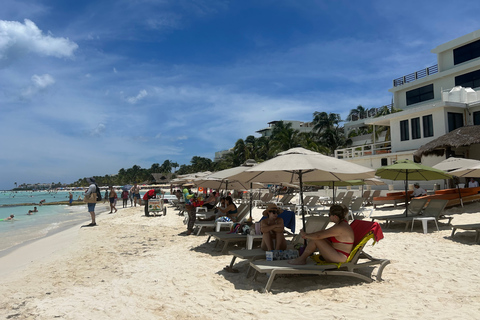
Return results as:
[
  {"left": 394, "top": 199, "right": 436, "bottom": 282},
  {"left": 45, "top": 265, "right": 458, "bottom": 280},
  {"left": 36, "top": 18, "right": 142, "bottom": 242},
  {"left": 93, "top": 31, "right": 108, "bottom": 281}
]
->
[
  {"left": 393, "top": 64, "right": 438, "bottom": 87},
  {"left": 335, "top": 141, "right": 392, "bottom": 159}
]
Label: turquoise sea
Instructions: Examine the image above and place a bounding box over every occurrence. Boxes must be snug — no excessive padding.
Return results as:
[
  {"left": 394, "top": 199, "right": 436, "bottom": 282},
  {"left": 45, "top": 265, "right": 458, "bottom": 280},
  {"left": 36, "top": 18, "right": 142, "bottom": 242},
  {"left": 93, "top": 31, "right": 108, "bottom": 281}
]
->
[{"left": 0, "top": 190, "right": 147, "bottom": 255}]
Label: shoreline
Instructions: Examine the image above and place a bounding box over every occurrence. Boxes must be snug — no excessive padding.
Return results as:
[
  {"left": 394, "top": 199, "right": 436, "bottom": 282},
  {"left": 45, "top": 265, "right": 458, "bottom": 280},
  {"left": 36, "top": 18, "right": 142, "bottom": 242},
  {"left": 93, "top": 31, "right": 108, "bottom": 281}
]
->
[{"left": 0, "top": 205, "right": 111, "bottom": 275}]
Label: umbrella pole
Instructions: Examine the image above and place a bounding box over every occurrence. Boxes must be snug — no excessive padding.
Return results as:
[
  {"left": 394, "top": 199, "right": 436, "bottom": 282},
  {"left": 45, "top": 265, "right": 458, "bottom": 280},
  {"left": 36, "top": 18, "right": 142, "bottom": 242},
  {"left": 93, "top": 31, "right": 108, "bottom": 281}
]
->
[
  {"left": 332, "top": 181, "right": 336, "bottom": 204},
  {"left": 298, "top": 171, "right": 307, "bottom": 246},
  {"left": 405, "top": 171, "right": 409, "bottom": 217},
  {"left": 455, "top": 177, "right": 464, "bottom": 207},
  {"left": 249, "top": 182, "right": 253, "bottom": 221}
]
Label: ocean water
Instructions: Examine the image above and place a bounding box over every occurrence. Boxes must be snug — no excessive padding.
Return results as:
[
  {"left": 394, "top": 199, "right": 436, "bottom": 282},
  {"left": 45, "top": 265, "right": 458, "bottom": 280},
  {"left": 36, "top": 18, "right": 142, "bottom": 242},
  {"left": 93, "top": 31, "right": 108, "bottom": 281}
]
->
[
  {"left": 0, "top": 189, "right": 168, "bottom": 255},
  {"left": 0, "top": 191, "right": 108, "bottom": 255}
]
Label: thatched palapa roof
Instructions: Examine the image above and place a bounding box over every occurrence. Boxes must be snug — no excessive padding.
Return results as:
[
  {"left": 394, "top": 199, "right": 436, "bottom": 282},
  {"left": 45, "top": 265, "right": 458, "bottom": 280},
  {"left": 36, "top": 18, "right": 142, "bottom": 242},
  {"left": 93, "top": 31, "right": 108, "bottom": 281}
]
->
[{"left": 414, "top": 125, "right": 480, "bottom": 159}]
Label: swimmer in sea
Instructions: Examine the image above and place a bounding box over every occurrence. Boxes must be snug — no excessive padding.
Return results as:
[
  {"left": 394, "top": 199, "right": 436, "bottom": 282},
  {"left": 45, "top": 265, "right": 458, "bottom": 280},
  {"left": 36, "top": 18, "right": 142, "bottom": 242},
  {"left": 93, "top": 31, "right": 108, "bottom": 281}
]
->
[{"left": 1, "top": 214, "right": 15, "bottom": 221}]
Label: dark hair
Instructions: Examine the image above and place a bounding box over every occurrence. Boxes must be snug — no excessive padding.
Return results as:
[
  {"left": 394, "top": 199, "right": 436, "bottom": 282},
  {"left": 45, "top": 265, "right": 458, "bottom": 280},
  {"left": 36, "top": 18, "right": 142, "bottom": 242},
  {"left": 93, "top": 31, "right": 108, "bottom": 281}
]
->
[
  {"left": 329, "top": 204, "right": 348, "bottom": 220},
  {"left": 225, "top": 196, "right": 233, "bottom": 205}
]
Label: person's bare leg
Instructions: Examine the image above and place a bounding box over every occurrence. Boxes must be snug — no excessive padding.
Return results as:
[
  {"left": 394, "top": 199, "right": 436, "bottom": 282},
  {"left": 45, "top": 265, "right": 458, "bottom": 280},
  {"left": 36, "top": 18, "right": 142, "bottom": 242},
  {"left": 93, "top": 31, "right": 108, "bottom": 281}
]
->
[
  {"left": 289, "top": 239, "right": 318, "bottom": 265},
  {"left": 89, "top": 211, "right": 96, "bottom": 224},
  {"left": 275, "top": 232, "right": 287, "bottom": 250},
  {"left": 261, "top": 232, "right": 274, "bottom": 251}
]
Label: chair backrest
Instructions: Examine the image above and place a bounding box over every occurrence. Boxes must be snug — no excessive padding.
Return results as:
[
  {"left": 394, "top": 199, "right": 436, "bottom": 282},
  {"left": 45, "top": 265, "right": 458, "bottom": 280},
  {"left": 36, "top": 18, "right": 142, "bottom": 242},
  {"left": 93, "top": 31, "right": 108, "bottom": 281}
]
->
[
  {"left": 423, "top": 199, "right": 448, "bottom": 218},
  {"left": 335, "top": 191, "right": 346, "bottom": 201},
  {"left": 370, "top": 190, "right": 381, "bottom": 199},
  {"left": 307, "top": 196, "right": 319, "bottom": 206},
  {"left": 362, "top": 190, "right": 371, "bottom": 200},
  {"left": 408, "top": 198, "right": 428, "bottom": 216},
  {"left": 281, "top": 194, "right": 294, "bottom": 204},
  {"left": 341, "top": 197, "right": 352, "bottom": 208},
  {"left": 350, "top": 197, "right": 364, "bottom": 212},
  {"left": 292, "top": 216, "right": 330, "bottom": 245},
  {"left": 345, "top": 191, "right": 354, "bottom": 199},
  {"left": 302, "top": 195, "right": 313, "bottom": 206},
  {"left": 234, "top": 203, "right": 250, "bottom": 222}
]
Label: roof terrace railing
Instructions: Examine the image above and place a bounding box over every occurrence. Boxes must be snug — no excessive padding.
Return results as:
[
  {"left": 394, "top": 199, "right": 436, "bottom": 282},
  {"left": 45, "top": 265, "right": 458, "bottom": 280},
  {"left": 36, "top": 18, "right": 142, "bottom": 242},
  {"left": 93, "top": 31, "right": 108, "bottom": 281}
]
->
[
  {"left": 393, "top": 64, "right": 438, "bottom": 87},
  {"left": 334, "top": 141, "right": 392, "bottom": 159}
]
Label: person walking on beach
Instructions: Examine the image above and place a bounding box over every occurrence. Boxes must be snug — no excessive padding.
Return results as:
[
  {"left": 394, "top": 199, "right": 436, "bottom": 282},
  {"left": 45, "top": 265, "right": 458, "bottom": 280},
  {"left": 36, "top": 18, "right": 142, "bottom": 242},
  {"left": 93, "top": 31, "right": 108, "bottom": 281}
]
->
[
  {"left": 69, "top": 192, "right": 73, "bottom": 205},
  {"left": 129, "top": 190, "right": 134, "bottom": 206},
  {"left": 130, "top": 183, "right": 141, "bottom": 207},
  {"left": 121, "top": 189, "right": 129, "bottom": 208},
  {"left": 109, "top": 186, "right": 118, "bottom": 214},
  {"left": 84, "top": 177, "right": 98, "bottom": 226},
  {"left": 104, "top": 189, "right": 109, "bottom": 203}
]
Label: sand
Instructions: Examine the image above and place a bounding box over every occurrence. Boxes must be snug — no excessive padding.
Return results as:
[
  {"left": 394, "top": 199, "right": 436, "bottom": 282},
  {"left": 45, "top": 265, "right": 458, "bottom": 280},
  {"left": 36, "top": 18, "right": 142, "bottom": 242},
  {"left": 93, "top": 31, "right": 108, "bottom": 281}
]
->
[{"left": 1, "top": 201, "right": 480, "bottom": 319}]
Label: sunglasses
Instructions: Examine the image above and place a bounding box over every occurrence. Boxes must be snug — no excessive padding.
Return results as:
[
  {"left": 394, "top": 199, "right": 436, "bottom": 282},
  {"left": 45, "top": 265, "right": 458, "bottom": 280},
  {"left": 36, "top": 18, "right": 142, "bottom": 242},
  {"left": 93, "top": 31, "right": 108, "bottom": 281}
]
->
[{"left": 269, "top": 210, "right": 278, "bottom": 214}]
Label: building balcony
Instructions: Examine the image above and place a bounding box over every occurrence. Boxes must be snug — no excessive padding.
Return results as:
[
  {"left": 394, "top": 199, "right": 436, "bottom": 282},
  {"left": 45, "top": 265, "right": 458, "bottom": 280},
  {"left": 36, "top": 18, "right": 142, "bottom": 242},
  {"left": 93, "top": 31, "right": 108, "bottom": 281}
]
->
[
  {"left": 393, "top": 64, "right": 438, "bottom": 87},
  {"left": 335, "top": 141, "right": 391, "bottom": 159}
]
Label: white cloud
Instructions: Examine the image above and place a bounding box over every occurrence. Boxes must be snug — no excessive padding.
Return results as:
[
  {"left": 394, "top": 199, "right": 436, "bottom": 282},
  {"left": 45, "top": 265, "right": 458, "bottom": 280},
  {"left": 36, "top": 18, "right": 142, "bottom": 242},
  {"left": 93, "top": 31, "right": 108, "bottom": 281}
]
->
[
  {"left": 89, "top": 123, "right": 106, "bottom": 136},
  {"left": 126, "top": 89, "right": 148, "bottom": 104},
  {"left": 0, "top": 19, "right": 78, "bottom": 62},
  {"left": 22, "top": 73, "right": 55, "bottom": 97}
]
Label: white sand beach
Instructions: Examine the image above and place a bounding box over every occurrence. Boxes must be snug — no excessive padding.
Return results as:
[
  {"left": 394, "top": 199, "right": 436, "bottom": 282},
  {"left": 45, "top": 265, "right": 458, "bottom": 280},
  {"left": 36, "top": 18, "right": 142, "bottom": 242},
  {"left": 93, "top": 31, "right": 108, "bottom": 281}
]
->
[{"left": 1, "top": 201, "right": 480, "bottom": 319}]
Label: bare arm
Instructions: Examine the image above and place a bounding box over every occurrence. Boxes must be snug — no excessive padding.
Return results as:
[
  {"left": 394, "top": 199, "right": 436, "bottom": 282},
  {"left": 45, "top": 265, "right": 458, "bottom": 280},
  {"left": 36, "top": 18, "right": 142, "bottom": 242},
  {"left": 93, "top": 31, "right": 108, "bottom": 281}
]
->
[{"left": 261, "top": 218, "right": 285, "bottom": 233}]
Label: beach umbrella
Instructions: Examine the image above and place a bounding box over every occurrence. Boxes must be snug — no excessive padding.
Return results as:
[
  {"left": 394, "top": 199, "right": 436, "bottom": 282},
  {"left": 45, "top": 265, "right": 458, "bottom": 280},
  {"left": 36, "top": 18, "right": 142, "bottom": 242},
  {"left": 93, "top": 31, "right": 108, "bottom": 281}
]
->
[
  {"left": 433, "top": 157, "right": 480, "bottom": 207},
  {"left": 122, "top": 184, "right": 133, "bottom": 191},
  {"left": 376, "top": 159, "right": 452, "bottom": 216},
  {"left": 229, "top": 147, "right": 376, "bottom": 232},
  {"left": 194, "top": 160, "right": 259, "bottom": 219}
]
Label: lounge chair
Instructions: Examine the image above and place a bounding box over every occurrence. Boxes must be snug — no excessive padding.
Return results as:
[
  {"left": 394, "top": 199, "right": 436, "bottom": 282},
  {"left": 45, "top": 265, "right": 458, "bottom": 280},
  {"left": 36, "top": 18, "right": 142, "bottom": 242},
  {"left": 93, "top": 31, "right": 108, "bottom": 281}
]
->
[
  {"left": 333, "top": 191, "right": 345, "bottom": 204},
  {"left": 365, "top": 190, "right": 381, "bottom": 206},
  {"left": 376, "top": 199, "right": 449, "bottom": 232},
  {"left": 371, "top": 198, "right": 428, "bottom": 227},
  {"left": 347, "top": 197, "right": 373, "bottom": 220},
  {"left": 226, "top": 216, "right": 331, "bottom": 274},
  {"left": 451, "top": 223, "right": 480, "bottom": 243},
  {"left": 194, "top": 203, "right": 249, "bottom": 236},
  {"left": 249, "top": 220, "right": 389, "bottom": 292}
]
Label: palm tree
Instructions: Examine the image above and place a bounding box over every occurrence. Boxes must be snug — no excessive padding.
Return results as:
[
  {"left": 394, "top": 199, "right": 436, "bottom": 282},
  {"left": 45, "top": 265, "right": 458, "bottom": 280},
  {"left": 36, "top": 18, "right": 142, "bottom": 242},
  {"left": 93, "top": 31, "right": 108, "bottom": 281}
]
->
[
  {"left": 269, "top": 121, "right": 301, "bottom": 154},
  {"left": 347, "top": 105, "right": 368, "bottom": 121}
]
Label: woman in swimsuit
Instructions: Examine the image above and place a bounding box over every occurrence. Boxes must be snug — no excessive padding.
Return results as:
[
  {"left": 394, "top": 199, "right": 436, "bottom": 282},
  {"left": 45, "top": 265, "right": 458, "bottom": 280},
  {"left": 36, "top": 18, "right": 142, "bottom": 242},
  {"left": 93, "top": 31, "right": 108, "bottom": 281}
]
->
[
  {"left": 216, "top": 196, "right": 238, "bottom": 221},
  {"left": 260, "top": 204, "right": 287, "bottom": 251},
  {"left": 289, "top": 204, "right": 354, "bottom": 265}
]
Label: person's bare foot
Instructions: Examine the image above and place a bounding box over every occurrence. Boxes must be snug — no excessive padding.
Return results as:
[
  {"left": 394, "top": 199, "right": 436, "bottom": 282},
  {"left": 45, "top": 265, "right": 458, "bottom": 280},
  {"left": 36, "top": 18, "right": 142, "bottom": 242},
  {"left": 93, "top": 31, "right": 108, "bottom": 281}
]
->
[{"left": 288, "top": 258, "right": 306, "bottom": 265}]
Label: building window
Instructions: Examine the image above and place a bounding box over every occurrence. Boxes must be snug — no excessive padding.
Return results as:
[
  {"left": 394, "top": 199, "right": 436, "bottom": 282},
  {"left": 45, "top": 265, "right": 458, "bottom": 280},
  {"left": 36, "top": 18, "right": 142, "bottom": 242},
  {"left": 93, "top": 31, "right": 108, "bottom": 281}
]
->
[
  {"left": 454, "top": 39, "right": 480, "bottom": 65},
  {"left": 406, "top": 84, "right": 434, "bottom": 106},
  {"left": 411, "top": 117, "right": 421, "bottom": 139},
  {"left": 473, "top": 111, "right": 480, "bottom": 125},
  {"left": 400, "top": 120, "right": 409, "bottom": 141},
  {"left": 447, "top": 112, "right": 464, "bottom": 132},
  {"left": 423, "top": 115, "right": 434, "bottom": 137},
  {"left": 455, "top": 69, "right": 480, "bottom": 89}
]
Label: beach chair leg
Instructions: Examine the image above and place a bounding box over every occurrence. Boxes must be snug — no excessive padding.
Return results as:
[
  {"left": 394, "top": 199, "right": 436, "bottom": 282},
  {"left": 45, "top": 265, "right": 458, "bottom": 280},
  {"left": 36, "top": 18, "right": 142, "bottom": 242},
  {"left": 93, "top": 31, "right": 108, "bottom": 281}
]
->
[
  {"left": 434, "top": 219, "right": 439, "bottom": 232},
  {"left": 451, "top": 227, "right": 457, "bottom": 238},
  {"left": 476, "top": 230, "right": 480, "bottom": 243}
]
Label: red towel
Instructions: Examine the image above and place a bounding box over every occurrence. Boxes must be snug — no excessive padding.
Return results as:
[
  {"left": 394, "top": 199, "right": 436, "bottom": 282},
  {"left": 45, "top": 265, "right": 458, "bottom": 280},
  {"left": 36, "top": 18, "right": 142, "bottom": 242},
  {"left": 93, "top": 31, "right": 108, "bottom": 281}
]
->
[{"left": 350, "top": 220, "right": 384, "bottom": 245}]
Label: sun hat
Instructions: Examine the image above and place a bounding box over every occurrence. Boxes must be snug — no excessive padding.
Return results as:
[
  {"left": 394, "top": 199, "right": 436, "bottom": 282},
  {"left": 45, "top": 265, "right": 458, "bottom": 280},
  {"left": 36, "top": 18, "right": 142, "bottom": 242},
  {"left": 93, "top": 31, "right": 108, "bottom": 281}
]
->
[{"left": 262, "top": 203, "right": 282, "bottom": 216}]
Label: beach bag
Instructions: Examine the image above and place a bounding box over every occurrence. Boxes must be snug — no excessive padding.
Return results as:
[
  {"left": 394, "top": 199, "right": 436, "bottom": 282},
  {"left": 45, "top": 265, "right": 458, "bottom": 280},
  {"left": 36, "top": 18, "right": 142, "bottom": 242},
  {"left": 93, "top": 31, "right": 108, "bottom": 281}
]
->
[{"left": 83, "top": 192, "right": 97, "bottom": 203}]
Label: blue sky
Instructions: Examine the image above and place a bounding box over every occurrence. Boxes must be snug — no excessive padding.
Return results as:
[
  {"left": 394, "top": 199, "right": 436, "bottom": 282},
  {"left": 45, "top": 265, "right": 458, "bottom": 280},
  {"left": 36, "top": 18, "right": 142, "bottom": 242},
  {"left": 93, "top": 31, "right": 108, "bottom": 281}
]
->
[{"left": 1, "top": 0, "right": 480, "bottom": 190}]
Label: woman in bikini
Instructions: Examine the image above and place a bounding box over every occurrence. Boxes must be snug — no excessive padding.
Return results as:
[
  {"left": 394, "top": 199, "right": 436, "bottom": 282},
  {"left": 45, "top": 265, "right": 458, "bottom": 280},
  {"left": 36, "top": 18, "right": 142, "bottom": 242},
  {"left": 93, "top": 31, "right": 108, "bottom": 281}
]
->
[
  {"left": 289, "top": 204, "right": 354, "bottom": 265},
  {"left": 216, "top": 196, "right": 238, "bottom": 221}
]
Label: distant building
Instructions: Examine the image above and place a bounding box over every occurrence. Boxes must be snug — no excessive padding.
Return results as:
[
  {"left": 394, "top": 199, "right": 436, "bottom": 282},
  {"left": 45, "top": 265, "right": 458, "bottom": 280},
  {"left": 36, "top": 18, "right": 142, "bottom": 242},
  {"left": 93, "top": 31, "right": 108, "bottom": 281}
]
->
[
  {"left": 336, "top": 29, "right": 480, "bottom": 170},
  {"left": 214, "top": 148, "right": 233, "bottom": 162},
  {"left": 256, "top": 120, "right": 315, "bottom": 137}
]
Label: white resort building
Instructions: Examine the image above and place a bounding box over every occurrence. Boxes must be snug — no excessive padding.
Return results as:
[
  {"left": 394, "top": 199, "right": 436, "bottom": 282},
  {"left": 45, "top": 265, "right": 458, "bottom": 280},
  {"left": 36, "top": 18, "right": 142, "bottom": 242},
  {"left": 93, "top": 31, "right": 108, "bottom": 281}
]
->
[{"left": 336, "top": 29, "right": 480, "bottom": 180}]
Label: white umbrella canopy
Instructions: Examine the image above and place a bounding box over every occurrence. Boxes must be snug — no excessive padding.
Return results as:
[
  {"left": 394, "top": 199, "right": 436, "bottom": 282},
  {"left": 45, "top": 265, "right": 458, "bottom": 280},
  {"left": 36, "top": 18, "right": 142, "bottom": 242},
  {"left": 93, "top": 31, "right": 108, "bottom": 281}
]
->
[
  {"left": 432, "top": 157, "right": 480, "bottom": 172},
  {"left": 229, "top": 147, "right": 376, "bottom": 231},
  {"left": 450, "top": 163, "right": 480, "bottom": 177}
]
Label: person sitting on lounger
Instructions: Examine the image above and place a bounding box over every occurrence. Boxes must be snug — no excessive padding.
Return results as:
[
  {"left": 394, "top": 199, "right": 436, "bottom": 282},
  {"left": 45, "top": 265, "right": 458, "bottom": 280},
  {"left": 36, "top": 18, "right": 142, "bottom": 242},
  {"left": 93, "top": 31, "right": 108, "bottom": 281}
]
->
[
  {"left": 411, "top": 183, "right": 427, "bottom": 198},
  {"left": 202, "top": 191, "right": 217, "bottom": 210},
  {"left": 289, "top": 204, "right": 354, "bottom": 265},
  {"left": 215, "top": 196, "right": 238, "bottom": 221},
  {"left": 260, "top": 203, "right": 287, "bottom": 251}
]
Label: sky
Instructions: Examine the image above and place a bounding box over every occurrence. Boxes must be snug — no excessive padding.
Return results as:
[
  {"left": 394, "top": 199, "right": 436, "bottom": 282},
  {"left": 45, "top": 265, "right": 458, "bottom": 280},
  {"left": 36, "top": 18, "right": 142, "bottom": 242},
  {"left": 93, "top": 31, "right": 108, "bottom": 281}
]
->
[{"left": 1, "top": 0, "right": 480, "bottom": 190}]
